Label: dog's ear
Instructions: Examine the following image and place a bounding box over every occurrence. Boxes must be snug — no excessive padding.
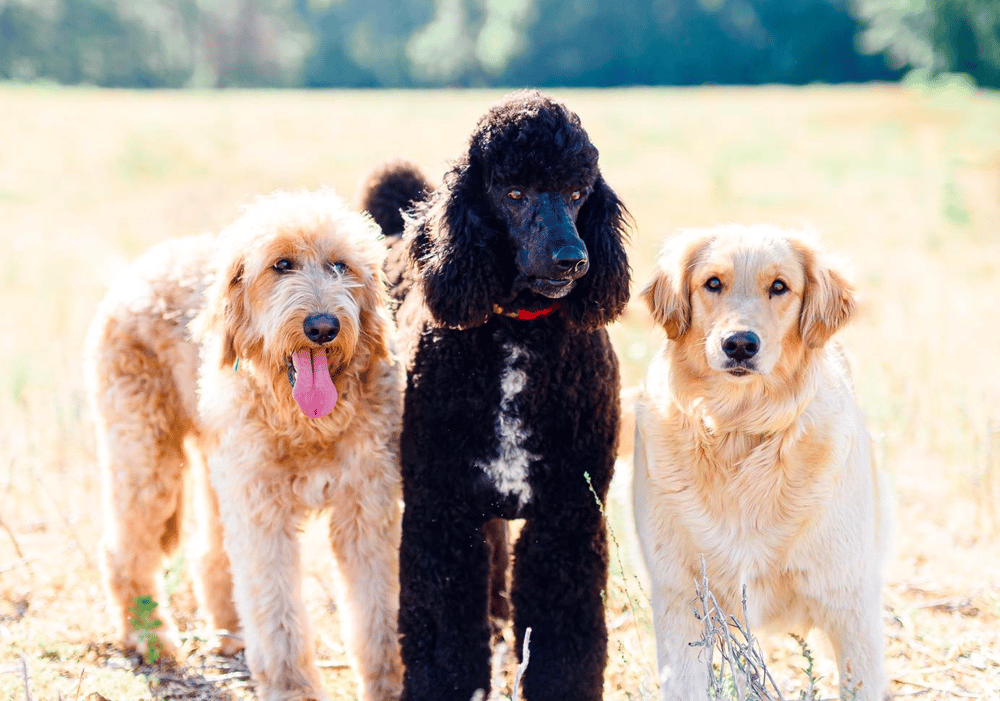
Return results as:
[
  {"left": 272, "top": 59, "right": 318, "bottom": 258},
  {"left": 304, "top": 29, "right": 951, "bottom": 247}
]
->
[
  {"left": 641, "top": 232, "right": 707, "bottom": 340},
  {"left": 195, "top": 249, "right": 253, "bottom": 370},
  {"left": 357, "top": 261, "right": 393, "bottom": 367},
  {"left": 412, "top": 159, "right": 503, "bottom": 329},
  {"left": 562, "top": 175, "right": 631, "bottom": 330},
  {"left": 794, "top": 239, "right": 856, "bottom": 349}
]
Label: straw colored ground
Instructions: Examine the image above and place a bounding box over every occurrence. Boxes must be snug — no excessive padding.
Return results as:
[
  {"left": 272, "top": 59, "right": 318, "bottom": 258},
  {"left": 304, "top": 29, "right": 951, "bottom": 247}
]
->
[{"left": 0, "top": 85, "right": 998, "bottom": 700}]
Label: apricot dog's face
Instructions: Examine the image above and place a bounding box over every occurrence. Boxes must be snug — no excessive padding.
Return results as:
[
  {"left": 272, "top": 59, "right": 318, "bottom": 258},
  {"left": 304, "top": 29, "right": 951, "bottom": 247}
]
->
[
  {"left": 643, "top": 225, "right": 855, "bottom": 382},
  {"left": 204, "top": 191, "right": 389, "bottom": 417},
  {"left": 240, "top": 229, "right": 365, "bottom": 372}
]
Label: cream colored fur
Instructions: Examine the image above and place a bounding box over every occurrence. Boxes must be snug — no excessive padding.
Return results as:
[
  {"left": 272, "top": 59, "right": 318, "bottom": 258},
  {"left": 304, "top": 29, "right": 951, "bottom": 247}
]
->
[
  {"left": 632, "top": 225, "right": 891, "bottom": 701},
  {"left": 85, "top": 189, "right": 403, "bottom": 701}
]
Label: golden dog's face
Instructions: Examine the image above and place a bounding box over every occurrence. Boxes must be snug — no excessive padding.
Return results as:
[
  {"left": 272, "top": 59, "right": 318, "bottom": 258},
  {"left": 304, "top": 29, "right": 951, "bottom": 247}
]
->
[
  {"left": 201, "top": 190, "right": 390, "bottom": 415},
  {"left": 643, "top": 225, "right": 855, "bottom": 382},
  {"left": 688, "top": 234, "right": 806, "bottom": 377}
]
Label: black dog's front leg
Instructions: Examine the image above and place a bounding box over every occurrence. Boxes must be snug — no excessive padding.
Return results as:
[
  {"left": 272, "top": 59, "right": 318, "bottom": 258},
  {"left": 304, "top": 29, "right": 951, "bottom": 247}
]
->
[
  {"left": 399, "top": 504, "right": 493, "bottom": 701},
  {"left": 511, "top": 503, "right": 610, "bottom": 701}
]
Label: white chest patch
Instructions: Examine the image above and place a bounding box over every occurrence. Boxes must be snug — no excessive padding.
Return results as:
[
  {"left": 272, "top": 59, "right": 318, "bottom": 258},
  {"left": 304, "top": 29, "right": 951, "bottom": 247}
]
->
[{"left": 477, "top": 343, "right": 536, "bottom": 507}]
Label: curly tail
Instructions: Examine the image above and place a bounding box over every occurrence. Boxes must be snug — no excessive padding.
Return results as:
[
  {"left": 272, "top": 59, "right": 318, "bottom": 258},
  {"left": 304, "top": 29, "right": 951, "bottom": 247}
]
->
[{"left": 356, "top": 159, "right": 432, "bottom": 237}]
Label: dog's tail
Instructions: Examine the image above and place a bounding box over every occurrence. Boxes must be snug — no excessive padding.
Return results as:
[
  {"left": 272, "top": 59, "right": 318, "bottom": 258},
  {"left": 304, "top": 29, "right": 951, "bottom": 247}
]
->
[{"left": 356, "top": 159, "right": 432, "bottom": 237}]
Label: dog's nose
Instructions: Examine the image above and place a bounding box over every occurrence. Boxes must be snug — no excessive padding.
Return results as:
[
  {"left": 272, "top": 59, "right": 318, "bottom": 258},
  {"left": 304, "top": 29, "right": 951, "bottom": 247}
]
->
[
  {"left": 722, "top": 331, "right": 760, "bottom": 361},
  {"left": 303, "top": 314, "right": 340, "bottom": 345},
  {"left": 551, "top": 246, "right": 589, "bottom": 276}
]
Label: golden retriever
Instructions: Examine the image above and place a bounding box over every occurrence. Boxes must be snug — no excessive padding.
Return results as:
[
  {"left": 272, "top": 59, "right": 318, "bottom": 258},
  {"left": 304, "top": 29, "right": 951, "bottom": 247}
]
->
[
  {"left": 632, "top": 224, "right": 891, "bottom": 700},
  {"left": 85, "top": 190, "right": 403, "bottom": 701}
]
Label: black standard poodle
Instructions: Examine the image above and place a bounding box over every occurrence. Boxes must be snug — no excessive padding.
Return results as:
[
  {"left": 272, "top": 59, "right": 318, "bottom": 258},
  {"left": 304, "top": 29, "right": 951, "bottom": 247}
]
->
[{"left": 361, "top": 90, "right": 631, "bottom": 701}]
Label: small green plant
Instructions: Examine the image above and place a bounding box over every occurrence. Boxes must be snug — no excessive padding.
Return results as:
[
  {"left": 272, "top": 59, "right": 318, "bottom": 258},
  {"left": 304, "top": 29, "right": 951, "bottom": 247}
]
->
[
  {"left": 790, "top": 634, "right": 819, "bottom": 701},
  {"left": 584, "top": 471, "right": 656, "bottom": 700},
  {"left": 128, "top": 595, "right": 164, "bottom": 663}
]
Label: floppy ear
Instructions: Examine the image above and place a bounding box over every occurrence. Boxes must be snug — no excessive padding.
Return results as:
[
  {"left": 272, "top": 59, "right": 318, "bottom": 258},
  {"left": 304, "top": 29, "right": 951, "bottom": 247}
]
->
[
  {"left": 561, "top": 175, "right": 631, "bottom": 330},
  {"left": 356, "top": 262, "right": 393, "bottom": 367},
  {"left": 641, "top": 232, "right": 706, "bottom": 340},
  {"left": 195, "top": 250, "right": 253, "bottom": 370},
  {"left": 794, "top": 240, "right": 856, "bottom": 349},
  {"left": 413, "top": 159, "right": 503, "bottom": 329}
]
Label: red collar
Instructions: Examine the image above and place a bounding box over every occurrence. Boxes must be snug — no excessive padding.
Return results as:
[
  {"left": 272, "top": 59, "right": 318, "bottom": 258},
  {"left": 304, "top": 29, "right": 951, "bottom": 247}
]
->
[{"left": 492, "top": 302, "right": 561, "bottom": 321}]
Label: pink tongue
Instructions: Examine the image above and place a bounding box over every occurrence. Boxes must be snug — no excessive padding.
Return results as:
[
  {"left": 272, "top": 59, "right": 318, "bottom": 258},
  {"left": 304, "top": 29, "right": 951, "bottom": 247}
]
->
[{"left": 291, "top": 349, "right": 338, "bottom": 418}]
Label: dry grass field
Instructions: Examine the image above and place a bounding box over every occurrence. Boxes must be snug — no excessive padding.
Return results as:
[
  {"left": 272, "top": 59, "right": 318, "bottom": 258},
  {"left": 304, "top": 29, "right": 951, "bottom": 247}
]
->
[{"left": 0, "top": 84, "right": 998, "bottom": 700}]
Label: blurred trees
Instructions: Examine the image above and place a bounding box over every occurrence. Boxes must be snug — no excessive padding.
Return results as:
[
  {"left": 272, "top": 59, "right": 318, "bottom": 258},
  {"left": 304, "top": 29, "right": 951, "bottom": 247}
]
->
[
  {"left": 855, "top": 0, "right": 1000, "bottom": 87},
  {"left": 504, "top": 0, "right": 899, "bottom": 86},
  {"left": 301, "top": 0, "right": 432, "bottom": 86},
  {"left": 1, "top": 0, "right": 994, "bottom": 88},
  {"left": 0, "top": 0, "right": 180, "bottom": 86},
  {"left": 0, "top": 0, "right": 312, "bottom": 87}
]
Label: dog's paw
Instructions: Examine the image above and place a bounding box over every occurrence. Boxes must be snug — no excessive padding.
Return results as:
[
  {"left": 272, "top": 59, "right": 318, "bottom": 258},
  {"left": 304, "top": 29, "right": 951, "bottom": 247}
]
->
[
  {"left": 207, "top": 630, "right": 245, "bottom": 656},
  {"left": 265, "top": 691, "right": 330, "bottom": 701},
  {"left": 123, "top": 628, "right": 181, "bottom": 663},
  {"left": 363, "top": 683, "right": 402, "bottom": 701}
]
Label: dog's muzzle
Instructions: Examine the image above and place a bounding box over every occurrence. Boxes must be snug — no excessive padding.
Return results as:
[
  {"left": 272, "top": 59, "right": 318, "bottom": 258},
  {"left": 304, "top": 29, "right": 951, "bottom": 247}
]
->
[
  {"left": 721, "top": 331, "right": 760, "bottom": 376},
  {"left": 515, "top": 195, "right": 590, "bottom": 298},
  {"left": 303, "top": 313, "right": 340, "bottom": 345},
  {"left": 529, "top": 276, "right": 576, "bottom": 298},
  {"left": 551, "top": 245, "right": 589, "bottom": 277}
]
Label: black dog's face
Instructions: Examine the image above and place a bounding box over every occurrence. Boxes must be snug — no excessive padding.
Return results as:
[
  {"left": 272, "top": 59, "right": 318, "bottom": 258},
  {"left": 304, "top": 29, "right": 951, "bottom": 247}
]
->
[
  {"left": 414, "top": 89, "right": 627, "bottom": 331},
  {"left": 488, "top": 182, "right": 592, "bottom": 299}
]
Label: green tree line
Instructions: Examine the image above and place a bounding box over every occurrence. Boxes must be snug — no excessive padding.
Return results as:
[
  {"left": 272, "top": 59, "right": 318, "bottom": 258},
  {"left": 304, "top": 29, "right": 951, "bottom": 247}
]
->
[{"left": 1, "top": 0, "right": 997, "bottom": 88}]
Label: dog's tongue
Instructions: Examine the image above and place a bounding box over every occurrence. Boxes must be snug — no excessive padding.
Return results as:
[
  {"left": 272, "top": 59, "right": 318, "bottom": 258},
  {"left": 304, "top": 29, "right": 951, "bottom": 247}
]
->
[{"left": 291, "top": 349, "right": 337, "bottom": 418}]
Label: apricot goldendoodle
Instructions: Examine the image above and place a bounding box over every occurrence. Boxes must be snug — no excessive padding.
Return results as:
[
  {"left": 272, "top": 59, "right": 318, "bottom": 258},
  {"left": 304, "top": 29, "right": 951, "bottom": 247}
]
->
[{"left": 84, "top": 190, "right": 403, "bottom": 701}]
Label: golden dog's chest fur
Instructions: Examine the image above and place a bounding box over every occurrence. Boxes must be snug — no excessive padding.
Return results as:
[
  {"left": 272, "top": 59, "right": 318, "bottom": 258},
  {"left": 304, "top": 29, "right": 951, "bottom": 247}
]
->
[
  {"left": 637, "top": 346, "right": 874, "bottom": 627},
  {"left": 633, "top": 225, "right": 891, "bottom": 701}
]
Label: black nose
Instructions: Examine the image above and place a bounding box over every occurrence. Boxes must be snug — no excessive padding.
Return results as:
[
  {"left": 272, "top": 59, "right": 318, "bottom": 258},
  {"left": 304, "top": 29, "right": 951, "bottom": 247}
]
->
[
  {"left": 551, "top": 246, "right": 589, "bottom": 276},
  {"left": 722, "top": 331, "right": 760, "bottom": 361},
  {"left": 303, "top": 314, "right": 340, "bottom": 344}
]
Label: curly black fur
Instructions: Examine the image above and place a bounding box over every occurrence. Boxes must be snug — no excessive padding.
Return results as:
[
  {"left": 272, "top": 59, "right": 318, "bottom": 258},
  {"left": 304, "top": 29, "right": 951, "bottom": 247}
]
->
[
  {"left": 358, "top": 159, "right": 433, "bottom": 314},
  {"left": 404, "top": 91, "right": 630, "bottom": 333},
  {"left": 357, "top": 158, "right": 432, "bottom": 237},
  {"left": 363, "top": 90, "right": 630, "bottom": 701}
]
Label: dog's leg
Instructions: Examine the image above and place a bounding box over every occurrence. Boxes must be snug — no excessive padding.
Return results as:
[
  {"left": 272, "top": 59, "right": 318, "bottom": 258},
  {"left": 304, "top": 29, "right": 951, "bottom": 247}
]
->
[
  {"left": 328, "top": 465, "right": 403, "bottom": 701},
  {"left": 632, "top": 440, "right": 705, "bottom": 701},
  {"left": 824, "top": 591, "right": 887, "bottom": 701},
  {"left": 637, "top": 542, "right": 705, "bottom": 700},
  {"left": 398, "top": 505, "right": 492, "bottom": 701},
  {"left": 214, "top": 462, "right": 325, "bottom": 701},
  {"left": 97, "top": 415, "right": 186, "bottom": 661},
  {"left": 190, "top": 445, "right": 242, "bottom": 655},
  {"left": 89, "top": 329, "right": 200, "bottom": 661},
  {"left": 510, "top": 511, "right": 609, "bottom": 701},
  {"left": 646, "top": 587, "right": 707, "bottom": 701},
  {"left": 636, "top": 553, "right": 706, "bottom": 700},
  {"left": 485, "top": 518, "right": 511, "bottom": 635}
]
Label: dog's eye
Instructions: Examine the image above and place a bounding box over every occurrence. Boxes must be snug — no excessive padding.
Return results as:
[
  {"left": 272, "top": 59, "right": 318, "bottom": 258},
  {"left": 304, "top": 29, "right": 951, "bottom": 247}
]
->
[
  {"left": 327, "top": 261, "right": 348, "bottom": 275},
  {"left": 570, "top": 190, "right": 582, "bottom": 202},
  {"left": 273, "top": 259, "right": 294, "bottom": 273},
  {"left": 507, "top": 189, "right": 524, "bottom": 201},
  {"left": 770, "top": 279, "right": 788, "bottom": 296},
  {"left": 704, "top": 277, "right": 723, "bottom": 292}
]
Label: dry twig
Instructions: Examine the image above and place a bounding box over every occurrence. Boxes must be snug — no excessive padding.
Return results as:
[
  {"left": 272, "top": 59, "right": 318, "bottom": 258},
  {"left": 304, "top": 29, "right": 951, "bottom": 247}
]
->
[
  {"left": 511, "top": 627, "right": 531, "bottom": 701},
  {"left": 19, "top": 654, "right": 33, "bottom": 701},
  {"left": 690, "top": 561, "right": 785, "bottom": 701}
]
